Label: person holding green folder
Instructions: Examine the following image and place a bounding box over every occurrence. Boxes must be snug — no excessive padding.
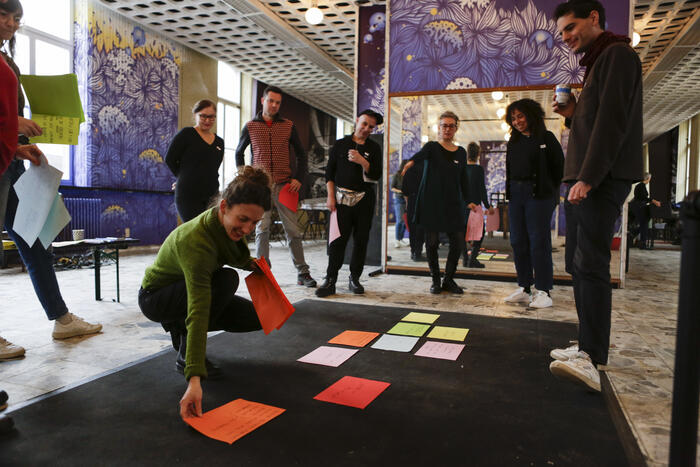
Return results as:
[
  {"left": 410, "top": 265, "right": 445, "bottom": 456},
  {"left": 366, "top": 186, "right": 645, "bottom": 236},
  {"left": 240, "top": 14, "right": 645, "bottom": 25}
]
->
[{"left": 1, "top": 0, "right": 102, "bottom": 363}]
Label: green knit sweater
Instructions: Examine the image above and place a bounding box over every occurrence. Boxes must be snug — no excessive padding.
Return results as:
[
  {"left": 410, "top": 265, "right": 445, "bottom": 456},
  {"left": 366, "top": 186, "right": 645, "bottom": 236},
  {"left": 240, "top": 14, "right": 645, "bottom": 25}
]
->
[{"left": 141, "top": 207, "right": 254, "bottom": 380}]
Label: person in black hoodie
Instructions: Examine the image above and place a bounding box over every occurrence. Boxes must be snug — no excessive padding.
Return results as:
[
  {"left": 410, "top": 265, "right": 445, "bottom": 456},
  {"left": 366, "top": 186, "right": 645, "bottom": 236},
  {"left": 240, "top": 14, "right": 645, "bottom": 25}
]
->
[
  {"left": 630, "top": 173, "right": 660, "bottom": 249},
  {"left": 502, "top": 99, "right": 564, "bottom": 309}
]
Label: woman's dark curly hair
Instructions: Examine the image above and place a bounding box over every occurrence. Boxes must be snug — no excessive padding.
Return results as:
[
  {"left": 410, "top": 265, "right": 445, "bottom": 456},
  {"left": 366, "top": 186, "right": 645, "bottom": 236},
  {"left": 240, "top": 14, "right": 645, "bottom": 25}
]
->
[
  {"left": 0, "top": 0, "right": 23, "bottom": 58},
  {"left": 505, "top": 98, "right": 546, "bottom": 142},
  {"left": 221, "top": 166, "right": 272, "bottom": 211}
]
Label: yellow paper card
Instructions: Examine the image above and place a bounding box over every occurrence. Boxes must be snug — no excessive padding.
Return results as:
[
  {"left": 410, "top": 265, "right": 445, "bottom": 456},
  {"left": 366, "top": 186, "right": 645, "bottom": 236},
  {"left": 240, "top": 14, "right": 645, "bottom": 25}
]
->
[
  {"left": 387, "top": 321, "right": 430, "bottom": 337},
  {"left": 30, "top": 114, "right": 80, "bottom": 145},
  {"left": 427, "top": 326, "right": 469, "bottom": 342},
  {"left": 401, "top": 312, "right": 440, "bottom": 324}
]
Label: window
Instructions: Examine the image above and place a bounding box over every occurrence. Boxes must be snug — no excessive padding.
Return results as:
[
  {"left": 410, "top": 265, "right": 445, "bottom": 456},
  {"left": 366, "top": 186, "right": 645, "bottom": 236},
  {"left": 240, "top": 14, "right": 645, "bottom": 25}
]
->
[
  {"left": 217, "top": 61, "right": 242, "bottom": 189},
  {"left": 336, "top": 118, "right": 347, "bottom": 142},
  {"left": 15, "top": 0, "right": 74, "bottom": 181}
]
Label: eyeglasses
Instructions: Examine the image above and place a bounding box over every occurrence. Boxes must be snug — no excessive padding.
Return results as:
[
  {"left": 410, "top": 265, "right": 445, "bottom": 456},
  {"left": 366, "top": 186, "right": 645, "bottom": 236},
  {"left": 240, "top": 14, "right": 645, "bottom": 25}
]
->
[
  {"left": 198, "top": 114, "right": 216, "bottom": 121},
  {"left": 439, "top": 123, "right": 457, "bottom": 129}
]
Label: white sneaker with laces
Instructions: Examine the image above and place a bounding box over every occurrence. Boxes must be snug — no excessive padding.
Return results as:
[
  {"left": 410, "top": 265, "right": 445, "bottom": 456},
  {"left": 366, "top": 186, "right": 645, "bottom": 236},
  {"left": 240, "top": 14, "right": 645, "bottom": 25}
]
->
[
  {"left": 529, "top": 290, "right": 553, "bottom": 308},
  {"left": 550, "top": 343, "right": 579, "bottom": 361},
  {"left": 0, "top": 336, "right": 25, "bottom": 360},
  {"left": 503, "top": 287, "right": 531, "bottom": 304},
  {"left": 393, "top": 240, "right": 402, "bottom": 248},
  {"left": 52, "top": 312, "right": 103, "bottom": 340},
  {"left": 549, "top": 351, "right": 601, "bottom": 392}
]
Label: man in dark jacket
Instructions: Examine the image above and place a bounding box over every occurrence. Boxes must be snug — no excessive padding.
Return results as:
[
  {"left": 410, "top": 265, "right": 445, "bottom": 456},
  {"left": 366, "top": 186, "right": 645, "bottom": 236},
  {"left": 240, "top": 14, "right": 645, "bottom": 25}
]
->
[{"left": 549, "top": 0, "right": 643, "bottom": 392}]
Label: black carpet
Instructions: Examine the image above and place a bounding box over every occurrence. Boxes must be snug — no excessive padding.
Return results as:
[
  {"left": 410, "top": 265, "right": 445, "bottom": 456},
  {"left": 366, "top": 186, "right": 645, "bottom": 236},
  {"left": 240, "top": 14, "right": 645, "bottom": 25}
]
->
[{"left": 0, "top": 300, "right": 628, "bottom": 466}]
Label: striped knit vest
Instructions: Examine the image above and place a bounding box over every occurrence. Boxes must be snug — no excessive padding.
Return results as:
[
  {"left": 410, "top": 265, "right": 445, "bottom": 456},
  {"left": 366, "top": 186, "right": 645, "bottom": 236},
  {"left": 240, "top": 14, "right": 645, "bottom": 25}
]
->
[{"left": 246, "top": 119, "right": 294, "bottom": 184}]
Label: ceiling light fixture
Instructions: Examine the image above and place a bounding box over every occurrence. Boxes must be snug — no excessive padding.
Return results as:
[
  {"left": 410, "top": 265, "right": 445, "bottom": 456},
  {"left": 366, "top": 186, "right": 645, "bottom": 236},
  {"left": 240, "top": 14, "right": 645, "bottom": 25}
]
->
[
  {"left": 504, "top": 132, "right": 511, "bottom": 141},
  {"left": 305, "top": 2, "right": 323, "bottom": 25},
  {"left": 496, "top": 108, "right": 506, "bottom": 119},
  {"left": 491, "top": 91, "right": 504, "bottom": 101},
  {"left": 632, "top": 31, "right": 640, "bottom": 47},
  {"left": 501, "top": 122, "right": 509, "bottom": 131}
]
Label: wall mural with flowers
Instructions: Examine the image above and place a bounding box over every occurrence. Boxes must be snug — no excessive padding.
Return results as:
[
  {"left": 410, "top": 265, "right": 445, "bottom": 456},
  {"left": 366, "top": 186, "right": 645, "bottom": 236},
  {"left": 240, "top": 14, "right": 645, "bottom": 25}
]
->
[
  {"left": 68, "top": 3, "right": 179, "bottom": 244},
  {"left": 389, "top": 0, "right": 629, "bottom": 94}
]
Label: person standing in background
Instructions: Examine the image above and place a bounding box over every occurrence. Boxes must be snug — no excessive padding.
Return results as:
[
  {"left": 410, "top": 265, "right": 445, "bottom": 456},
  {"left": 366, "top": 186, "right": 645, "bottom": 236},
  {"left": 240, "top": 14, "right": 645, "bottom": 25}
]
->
[
  {"left": 549, "top": 0, "right": 643, "bottom": 392},
  {"left": 390, "top": 160, "right": 408, "bottom": 249},
  {"left": 464, "top": 142, "right": 495, "bottom": 268},
  {"left": 235, "top": 86, "right": 316, "bottom": 288},
  {"left": 166, "top": 99, "right": 224, "bottom": 222},
  {"left": 630, "top": 173, "right": 660, "bottom": 249}
]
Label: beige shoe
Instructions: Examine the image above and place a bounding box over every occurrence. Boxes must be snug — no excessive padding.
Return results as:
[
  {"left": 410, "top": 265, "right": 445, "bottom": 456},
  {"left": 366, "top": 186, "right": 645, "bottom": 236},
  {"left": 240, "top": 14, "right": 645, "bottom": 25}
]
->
[
  {"left": 0, "top": 336, "right": 25, "bottom": 360},
  {"left": 549, "top": 351, "right": 601, "bottom": 392},
  {"left": 52, "top": 313, "right": 102, "bottom": 340}
]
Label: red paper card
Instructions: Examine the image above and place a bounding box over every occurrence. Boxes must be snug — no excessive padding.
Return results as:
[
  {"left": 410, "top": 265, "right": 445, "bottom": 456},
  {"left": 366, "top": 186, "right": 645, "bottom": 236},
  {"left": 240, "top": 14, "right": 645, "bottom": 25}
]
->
[
  {"left": 245, "top": 258, "right": 295, "bottom": 334},
  {"left": 314, "top": 376, "right": 390, "bottom": 409},
  {"left": 278, "top": 183, "right": 299, "bottom": 213},
  {"left": 185, "top": 398, "right": 285, "bottom": 444}
]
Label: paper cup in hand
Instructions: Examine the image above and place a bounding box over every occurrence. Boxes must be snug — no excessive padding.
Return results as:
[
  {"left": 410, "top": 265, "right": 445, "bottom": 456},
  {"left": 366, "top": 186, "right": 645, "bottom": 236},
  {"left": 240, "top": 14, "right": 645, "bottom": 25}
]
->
[{"left": 555, "top": 85, "right": 571, "bottom": 105}]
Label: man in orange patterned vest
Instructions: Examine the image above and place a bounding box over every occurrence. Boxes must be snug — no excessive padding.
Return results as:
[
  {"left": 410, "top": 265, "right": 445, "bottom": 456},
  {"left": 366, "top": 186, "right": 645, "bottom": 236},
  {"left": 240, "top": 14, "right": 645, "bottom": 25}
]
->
[{"left": 235, "top": 86, "right": 316, "bottom": 287}]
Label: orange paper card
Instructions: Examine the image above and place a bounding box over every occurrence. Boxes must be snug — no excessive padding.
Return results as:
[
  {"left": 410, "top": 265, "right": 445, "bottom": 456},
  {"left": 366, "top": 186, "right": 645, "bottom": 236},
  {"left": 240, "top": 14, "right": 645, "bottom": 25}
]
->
[
  {"left": 278, "top": 183, "right": 299, "bottom": 213},
  {"left": 314, "top": 376, "right": 390, "bottom": 409},
  {"left": 328, "top": 330, "right": 380, "bottom": 347},
  {"left": 184, "top": 398, "right": 285, "bottom": 444},
  {"left": 245, "top": 258, "right": 295, "bottom": 334}
]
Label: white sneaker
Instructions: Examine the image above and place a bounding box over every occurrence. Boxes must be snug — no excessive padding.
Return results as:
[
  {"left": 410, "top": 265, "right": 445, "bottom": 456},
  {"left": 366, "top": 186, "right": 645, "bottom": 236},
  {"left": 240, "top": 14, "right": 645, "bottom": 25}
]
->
[
  {"left": 529, "top": 290, "right": 553, "bottom": 308},
  {"left": 0, "top": 336, "right": 25, "bottom": 360},
  {"left": 504, "top": 287, "right": 530, "bottom": 304},
  {"left": 549, "top": 351, "right": 601, "bottom": 392},
  {"left": 52, "top": 313, "right": 103, "bottom": 340},
  {"left": 550, "top": 343, "right": 579, "bottom": 361}
]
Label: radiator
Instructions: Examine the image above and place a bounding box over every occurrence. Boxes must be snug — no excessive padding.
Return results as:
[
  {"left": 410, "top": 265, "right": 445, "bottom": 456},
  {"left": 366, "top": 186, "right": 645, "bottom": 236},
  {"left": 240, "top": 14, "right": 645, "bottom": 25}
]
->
[{"left": 59, "top": 197, "right": 101, "bottom": 241}]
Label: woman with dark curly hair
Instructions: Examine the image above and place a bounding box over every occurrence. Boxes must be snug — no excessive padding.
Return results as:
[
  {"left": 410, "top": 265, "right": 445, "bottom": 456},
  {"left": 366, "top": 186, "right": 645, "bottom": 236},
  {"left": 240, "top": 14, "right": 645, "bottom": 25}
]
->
[
  {"left": 139, "top": 166, "right": 271, "bottom": 420},
  {"left": 502, "top": 99, "right": 564, "bottom": 308}
]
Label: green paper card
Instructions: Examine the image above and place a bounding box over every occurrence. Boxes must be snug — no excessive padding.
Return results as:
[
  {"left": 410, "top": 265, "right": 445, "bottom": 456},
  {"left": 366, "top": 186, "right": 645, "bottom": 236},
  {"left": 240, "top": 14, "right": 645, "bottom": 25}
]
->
[
  {"left": 401, "top": 312, "right": 440, "bottom": 324},
  {"left": 427, "top": 326, "right": 470, "bottom": 342},
  {"left": 387, "top": 322, "right": 430, "bottom": 337},
  {"left": 30, "top": 114, "right": 80, "bottom": 145},
  {"left": 20, "top": 74, "right": 85, "bottom": 122}
]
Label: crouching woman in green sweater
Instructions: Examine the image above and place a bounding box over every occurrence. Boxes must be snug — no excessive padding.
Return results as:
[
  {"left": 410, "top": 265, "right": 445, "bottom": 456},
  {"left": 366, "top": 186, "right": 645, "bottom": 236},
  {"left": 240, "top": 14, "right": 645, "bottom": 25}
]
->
[{"left": 138, "top": 166, "right": 271, "bottom": 419}]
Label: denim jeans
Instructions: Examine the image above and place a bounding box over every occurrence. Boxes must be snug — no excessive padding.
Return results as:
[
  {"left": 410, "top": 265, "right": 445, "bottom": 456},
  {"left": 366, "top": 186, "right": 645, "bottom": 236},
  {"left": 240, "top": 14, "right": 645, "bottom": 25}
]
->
[
  {"left": 0, "top": 161, "right": 68, "bottom": 320},
  {"left": 255, "top": 182, "right": 310, "bottom": 274},
  {"left": 565, "top": 178, "right": 631, "bottom": 365},
  {"left": 508, "top": 180, "right": 556, "bottom": 291},
  {"left": 393, "top": 197, "right": 406, "bottom": 241}
]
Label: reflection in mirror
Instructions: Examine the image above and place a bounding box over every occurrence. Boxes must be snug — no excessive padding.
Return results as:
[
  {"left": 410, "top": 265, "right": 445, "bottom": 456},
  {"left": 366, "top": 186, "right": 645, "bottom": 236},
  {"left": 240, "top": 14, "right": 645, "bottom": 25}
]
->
[{"left": 386, "top": 89, "right": 624, "bottom": 286}]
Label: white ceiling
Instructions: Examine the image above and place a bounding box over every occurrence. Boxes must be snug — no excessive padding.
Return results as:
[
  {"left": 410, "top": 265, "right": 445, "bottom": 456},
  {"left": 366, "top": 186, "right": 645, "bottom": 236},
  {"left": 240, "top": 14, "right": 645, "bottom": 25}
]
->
[{"left": 97, "top": 0, "right": 700, "bottom": 141}]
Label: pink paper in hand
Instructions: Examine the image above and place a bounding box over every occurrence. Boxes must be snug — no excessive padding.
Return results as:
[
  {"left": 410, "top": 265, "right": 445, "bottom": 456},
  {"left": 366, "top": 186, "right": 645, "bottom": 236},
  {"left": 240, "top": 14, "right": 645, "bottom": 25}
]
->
[
  {"left": 486, "top": 207, "right": 500, "bottom": 232},
  {"left": 278, "top": 183, "right": 299, "bottom": 213},
  {"left": 465, "top": 205, "right": 484, "bottom": 241},
  {"left": 329, "top": 210, "right": 341, "bottom": 244}
]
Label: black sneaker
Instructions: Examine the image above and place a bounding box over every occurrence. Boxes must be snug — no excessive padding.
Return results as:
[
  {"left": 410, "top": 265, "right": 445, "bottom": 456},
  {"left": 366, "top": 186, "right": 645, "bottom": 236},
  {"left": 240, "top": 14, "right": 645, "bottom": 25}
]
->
[
  {"left": 0, "top": 390, "right": 8, "bottom": 412},
  {"left": 297, "top": 273, "right": 317, "bottom": 288}
]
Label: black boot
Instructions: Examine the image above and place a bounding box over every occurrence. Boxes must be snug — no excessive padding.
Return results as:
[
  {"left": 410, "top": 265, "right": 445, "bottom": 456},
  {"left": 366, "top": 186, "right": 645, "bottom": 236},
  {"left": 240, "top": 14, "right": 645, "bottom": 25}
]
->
[
  {"left": 175, "top": 331, "right": 223, "bottom": 379},
  {"left": 430, "top": 276, "right": 442, "bottom": 294},
  {"left": 428, "top": 253, "right": 442, "bottom": 294},
  {"left": 349, "top": 276, "right": 364, "bottom": 294},
  {"left": 462, "top": 251, "right": 469, "bottom": 267},
  {"left": 443, "top": 252, "right": 464, "bottom": 294},
  {"left": 467, "top": 244, "right": 485, "bottom": 268},
  {"left": 315, "top": 276, "right": 337, "bottom": 297}
]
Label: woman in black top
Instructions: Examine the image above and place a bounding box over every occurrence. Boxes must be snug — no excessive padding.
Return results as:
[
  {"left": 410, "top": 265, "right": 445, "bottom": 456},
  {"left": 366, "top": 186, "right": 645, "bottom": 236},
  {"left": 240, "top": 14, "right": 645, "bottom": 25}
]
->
[
  {"left": 402, "top": 111, "right": 469, "bottom": 295},
  {"left": 166, "top": 99, "right": 224, "bottom": 222},
  {"left": 503, "top": 99, "right": 564, "bottom": 308},
  {"left": 630, "top": 172, "right": 660, "bottom": 248}
]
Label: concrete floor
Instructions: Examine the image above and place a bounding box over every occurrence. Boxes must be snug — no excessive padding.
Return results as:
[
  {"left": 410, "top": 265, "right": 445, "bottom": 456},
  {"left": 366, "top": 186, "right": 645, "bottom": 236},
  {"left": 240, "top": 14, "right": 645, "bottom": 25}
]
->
[{"left": 0, "top": 238, "right": 694, "bottom": 466}]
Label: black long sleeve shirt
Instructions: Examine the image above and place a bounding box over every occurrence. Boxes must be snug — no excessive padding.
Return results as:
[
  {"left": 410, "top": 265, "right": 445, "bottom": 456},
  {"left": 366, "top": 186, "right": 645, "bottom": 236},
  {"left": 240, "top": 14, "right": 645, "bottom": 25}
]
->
[
  {"left": 325, "top": 135, "right": 381, "bottom": 193},
  {"left": 165, "top": 127, "right": 224, "bottom": 200}
]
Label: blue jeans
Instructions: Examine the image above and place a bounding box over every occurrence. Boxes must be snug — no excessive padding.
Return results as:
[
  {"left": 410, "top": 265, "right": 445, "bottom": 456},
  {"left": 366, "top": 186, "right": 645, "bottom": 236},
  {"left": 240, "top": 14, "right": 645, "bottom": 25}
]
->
[
  {"left": 0, "top": 161, "right": 68, "bottom": 320},
  {"left": 508, "top": 181, "right": 556, "bottom": 291},
  {"left": 393, "top": 197, "right": 406, "bottom": 241}
]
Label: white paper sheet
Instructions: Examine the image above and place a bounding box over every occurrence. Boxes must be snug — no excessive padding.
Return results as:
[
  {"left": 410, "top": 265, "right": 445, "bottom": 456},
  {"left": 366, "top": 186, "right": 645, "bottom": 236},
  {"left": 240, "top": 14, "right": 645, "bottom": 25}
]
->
[
  {"left": 370, "top": 334, "right": 419, "bottom": 353},
  {"left": 12, "top": 157, "right": 63, "bottom": 247},
  {"left": 38, "top": 193, "right": 72, "bottom": 249},
  {"left": 297, "top": 346, "right": 358, "bottom": 367}
]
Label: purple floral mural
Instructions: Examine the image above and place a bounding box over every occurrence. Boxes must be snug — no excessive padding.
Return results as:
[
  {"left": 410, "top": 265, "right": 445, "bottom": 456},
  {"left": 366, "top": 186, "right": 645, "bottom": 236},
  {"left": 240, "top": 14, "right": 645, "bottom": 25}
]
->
[
  {"left": 389, "top": 0, "right": 630, "bottom": 94},
  {"left": 68, "top": 4, "right": 180, "bottom": 244},
  {"left": 481, "top": 141, "right": 507, "bottom": 197},
  {"left": 357, "top": 5, "right": 386, "bottom": 133}
]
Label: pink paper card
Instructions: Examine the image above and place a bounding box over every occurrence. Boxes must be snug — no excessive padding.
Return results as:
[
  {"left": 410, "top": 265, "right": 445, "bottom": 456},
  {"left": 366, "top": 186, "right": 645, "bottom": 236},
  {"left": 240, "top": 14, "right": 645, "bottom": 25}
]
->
[
  {"left": 278, "top": 183, "right": 299, "bottom": 213},
  {"left": 486, "top": 207, "right": 500, "bottom": 232},
  {"left": 184, "top": 399, "right": 285, "bottom": 444},
  {"left": 314, "top": 376, "right": 390, "bottom": 409},
  {"left": 329, "top": 210, "right": 341, "bottom": 243},
  {"left": 297, "top": 345, "right": 358, "bottom": 367},
  {"left": 414, "top": 341, "right": 465, "bottom": 361},
  {"left": 328, "top": 330, "right": 380, "bottom": 347}
]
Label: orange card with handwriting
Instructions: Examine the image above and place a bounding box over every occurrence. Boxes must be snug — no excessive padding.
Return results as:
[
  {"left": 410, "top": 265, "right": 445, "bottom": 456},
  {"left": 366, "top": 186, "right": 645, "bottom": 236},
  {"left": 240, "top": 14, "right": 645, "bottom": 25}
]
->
[
  {"left": 328, "top": 330, "right": 380, "bottom": 347},
  {"left": 314, "top": 376, "right": 390, "bottom": 409},
  {"left": 184, "top": 399, "right": 285, "bottom": 444}
]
